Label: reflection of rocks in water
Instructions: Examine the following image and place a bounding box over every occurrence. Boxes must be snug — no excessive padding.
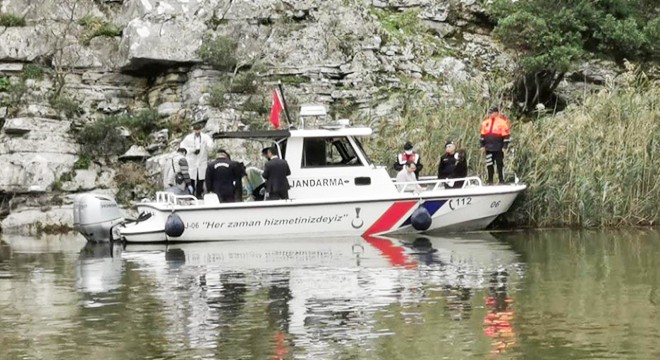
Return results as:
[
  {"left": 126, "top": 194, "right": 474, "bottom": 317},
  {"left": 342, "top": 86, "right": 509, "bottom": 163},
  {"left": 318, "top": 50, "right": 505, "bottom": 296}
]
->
[
  {"left": 488, "top": 269, "right": 510, "bottom": 312},
  {"left": 268, "top": 279, "right": 292, "bottom": 332},
  {"left": 207, "top": 272, "right": 248, "bottom": 322},
  {"left": 79, "top": 242, "right": 114, "bottom": 260},
  {"left": 0, "top": 241, "right": 11, "bottom": 278},
  {"left": 0, "top": 241, "right": 11, "bottom": 260},
  {"left": 442, "top": 285, "right": 473, "bottom": 321}
]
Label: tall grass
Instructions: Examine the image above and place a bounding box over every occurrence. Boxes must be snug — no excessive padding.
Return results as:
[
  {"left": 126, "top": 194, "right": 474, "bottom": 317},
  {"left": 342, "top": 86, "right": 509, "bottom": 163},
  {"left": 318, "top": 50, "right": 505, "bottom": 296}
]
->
[{"left": 361, "top": 72, "right": 659, "bottom": 228}]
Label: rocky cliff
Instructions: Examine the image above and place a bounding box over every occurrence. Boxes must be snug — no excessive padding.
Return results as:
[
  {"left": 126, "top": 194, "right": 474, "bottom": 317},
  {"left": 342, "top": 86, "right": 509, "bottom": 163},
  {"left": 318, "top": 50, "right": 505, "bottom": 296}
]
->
[{"left": 0, "top": 0, "right": 622, "bottom": 235}]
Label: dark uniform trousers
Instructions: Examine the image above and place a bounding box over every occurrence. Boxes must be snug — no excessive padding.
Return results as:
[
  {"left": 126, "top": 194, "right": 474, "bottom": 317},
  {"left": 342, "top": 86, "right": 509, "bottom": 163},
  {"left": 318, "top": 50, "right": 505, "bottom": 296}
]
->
[{"left": 485, "top": 151, "right": 504, "bottom": 184}]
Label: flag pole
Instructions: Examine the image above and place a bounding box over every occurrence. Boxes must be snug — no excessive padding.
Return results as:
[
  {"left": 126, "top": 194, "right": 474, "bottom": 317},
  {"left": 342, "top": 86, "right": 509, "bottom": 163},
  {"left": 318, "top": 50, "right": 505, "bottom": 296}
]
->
[{"left": 277, "top": 82, "right": 292, "bottom": 128}]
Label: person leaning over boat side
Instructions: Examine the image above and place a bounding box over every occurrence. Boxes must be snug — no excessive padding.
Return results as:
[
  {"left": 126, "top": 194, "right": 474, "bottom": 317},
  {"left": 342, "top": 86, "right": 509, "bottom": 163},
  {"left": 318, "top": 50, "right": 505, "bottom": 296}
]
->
[
  {"left": 393, "top": 141, "right": 423, "bottom": 179},
  {"left": 396, "top": 161, "right": 422, "bottom": 192},
  {"left": 163, "top": 147, "right": 194, "bottom": 195},
  {"left": 437, "top": 141, "right": 457, "bottom": 187},
  {"left": 262, "top": 147, "right": 291, "bottom": 200},
  {"left": 180, "top": 123, "right": 213, "bottom": 199},
  {"left": 479, "top": 106, "right": 511, "bottom": 185},
  {"left": 205, "top": 150, "right": 243, "bottom": 203}
]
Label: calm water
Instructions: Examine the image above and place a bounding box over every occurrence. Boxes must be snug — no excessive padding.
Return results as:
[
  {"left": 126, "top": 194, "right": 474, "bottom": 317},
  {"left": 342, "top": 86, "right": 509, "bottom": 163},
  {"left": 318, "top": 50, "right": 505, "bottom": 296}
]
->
[{"left": 0, "top": 230, "right": 658, "bottom": 360}]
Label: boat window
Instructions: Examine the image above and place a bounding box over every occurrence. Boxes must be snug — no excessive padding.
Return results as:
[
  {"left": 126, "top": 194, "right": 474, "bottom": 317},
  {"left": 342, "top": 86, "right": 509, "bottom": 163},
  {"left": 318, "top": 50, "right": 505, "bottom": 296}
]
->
[
  {"left": 353, "top": 138, "right": 372, "bottom": 165},
  {"left": 277, "top": 139, "right": 288, "bottom": 159},
  {"left": 302, "top": 137, "right": 363, "bottom": 167}
]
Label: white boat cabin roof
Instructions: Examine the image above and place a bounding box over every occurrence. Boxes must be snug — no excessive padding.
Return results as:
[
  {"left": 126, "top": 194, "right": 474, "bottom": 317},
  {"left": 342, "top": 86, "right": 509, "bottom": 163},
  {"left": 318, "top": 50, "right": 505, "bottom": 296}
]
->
[{"left": 213, "top": 127, "right": 372, "bottom": 140}]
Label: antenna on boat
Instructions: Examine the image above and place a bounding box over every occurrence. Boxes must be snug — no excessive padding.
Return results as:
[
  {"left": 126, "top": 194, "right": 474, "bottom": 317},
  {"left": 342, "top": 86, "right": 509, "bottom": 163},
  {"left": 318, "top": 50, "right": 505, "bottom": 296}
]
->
[{"left": 277, "top": 82, "right": 293, "bottom": 128}]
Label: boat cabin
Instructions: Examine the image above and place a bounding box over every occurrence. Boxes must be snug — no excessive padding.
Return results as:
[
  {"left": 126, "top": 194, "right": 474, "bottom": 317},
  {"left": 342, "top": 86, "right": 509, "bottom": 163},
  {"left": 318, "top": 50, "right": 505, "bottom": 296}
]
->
[{"left": 213, "top": 105, "right": 400, "bottom": 200}]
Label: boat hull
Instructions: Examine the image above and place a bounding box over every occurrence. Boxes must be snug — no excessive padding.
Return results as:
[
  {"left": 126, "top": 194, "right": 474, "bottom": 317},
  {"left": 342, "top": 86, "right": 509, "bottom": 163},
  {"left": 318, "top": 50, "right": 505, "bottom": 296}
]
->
[{"left": 119, "top": 185, "right": 526, "bottom": 243}]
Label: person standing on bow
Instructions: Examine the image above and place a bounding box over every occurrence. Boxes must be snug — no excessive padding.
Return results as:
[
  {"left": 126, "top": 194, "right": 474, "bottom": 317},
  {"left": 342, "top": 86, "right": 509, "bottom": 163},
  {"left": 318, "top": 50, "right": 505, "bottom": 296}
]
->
[
  {"left": 206, "top": 150, "right": 243, "bottom": 203},
  {"left": 479, "top": 106, "right": 511, "bottom": 185},
  {"left": 180, "top": 123, "right": 213, "bottom": 198},
  {"left": 394, "top": 141, "right": 423, "bottom": 179},
  {"left": 262, "top": 147, "right": 291, "bottom": 200}
]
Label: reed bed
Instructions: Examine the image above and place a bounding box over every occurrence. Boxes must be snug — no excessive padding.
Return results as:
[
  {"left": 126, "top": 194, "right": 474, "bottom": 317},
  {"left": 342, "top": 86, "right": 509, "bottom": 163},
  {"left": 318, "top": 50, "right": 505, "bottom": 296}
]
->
[{"left": 362, "top": 76, "right": 659, "bottom": 228}]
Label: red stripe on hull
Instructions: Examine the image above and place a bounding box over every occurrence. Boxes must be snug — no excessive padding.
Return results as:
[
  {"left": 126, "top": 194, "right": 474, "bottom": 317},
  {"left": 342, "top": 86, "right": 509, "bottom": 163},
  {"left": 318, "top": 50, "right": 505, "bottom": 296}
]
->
[{"left": 363, "top": 201, "right": 417, "bottom": 236}]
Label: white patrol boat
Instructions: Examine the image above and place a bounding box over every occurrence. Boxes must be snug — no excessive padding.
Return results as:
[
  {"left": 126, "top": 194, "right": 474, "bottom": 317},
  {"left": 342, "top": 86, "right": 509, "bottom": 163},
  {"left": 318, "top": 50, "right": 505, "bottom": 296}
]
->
[{"left": 73, "top": 104, "right": 526, "bottom": 243}]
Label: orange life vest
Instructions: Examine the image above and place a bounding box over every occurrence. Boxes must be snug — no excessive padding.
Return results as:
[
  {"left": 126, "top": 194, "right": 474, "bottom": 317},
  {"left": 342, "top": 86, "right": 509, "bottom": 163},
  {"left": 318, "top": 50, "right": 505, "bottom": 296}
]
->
[{"left": 481, "top": 114, "right": 510, "bottom": 137}]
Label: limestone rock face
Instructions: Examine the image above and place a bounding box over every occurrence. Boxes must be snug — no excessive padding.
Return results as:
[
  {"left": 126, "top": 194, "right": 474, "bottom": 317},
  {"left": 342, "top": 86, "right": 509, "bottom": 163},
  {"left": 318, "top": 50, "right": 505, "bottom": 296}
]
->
[
  {"left": 1, "top": 206, "right": 74, "bottom": 235},
  {"left": 0, "top": 118, "right": 78, "bottom": 193},
  {"left": 0, "top": 27, "right": 51, "bottom": 61},
  {"left": 118, "top": 18, "right": 207, "bottom": 70}
]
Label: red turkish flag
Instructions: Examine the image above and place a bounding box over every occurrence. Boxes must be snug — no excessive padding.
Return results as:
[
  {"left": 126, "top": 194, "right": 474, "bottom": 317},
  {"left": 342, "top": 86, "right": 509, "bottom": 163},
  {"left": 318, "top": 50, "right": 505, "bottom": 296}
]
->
[{"left": 269, "top": 89, "right": 283, "bottom": 129}]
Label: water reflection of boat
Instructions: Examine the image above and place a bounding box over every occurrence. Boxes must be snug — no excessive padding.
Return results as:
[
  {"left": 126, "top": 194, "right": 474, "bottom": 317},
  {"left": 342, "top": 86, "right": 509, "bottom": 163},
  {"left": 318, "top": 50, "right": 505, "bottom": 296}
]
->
[
  {"left": 123, "top": 238, "right": 393, "bottom": 270},
  {"left": 396, "top": 232, "right": 521, "bottom": 267},
  {"left": 117, "top": 233, "right": 521, "bottom": 356}
]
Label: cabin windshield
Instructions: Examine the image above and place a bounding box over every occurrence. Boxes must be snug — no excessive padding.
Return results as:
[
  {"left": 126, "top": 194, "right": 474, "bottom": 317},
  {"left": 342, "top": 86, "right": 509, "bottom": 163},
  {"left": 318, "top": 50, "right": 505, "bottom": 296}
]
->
[
  {"left": 302, "top": 137, "right": 363, "bottom": 167},
  {"left": 353, "top": 138, "right": 372, "bottom": 166}
]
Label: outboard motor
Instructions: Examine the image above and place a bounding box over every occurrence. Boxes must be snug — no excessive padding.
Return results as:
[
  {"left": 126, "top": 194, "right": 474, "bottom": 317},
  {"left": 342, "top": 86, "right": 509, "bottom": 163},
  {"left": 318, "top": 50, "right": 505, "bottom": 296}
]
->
[{"left": 73, "top": 194, "right": 124, "bottom": 242}]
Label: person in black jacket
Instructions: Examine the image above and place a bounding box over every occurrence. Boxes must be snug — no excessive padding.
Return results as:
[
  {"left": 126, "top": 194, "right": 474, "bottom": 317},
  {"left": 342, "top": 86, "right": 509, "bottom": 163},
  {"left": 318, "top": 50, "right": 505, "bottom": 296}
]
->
[
  {"left": 262, "top": 147, "right": 291, "bottom": 200},
  {"left": 205, "top": 150, "right": 243, "bottom": 203},
  {"left": 437, "top": 141, "right": 457, "bottom": 181}
]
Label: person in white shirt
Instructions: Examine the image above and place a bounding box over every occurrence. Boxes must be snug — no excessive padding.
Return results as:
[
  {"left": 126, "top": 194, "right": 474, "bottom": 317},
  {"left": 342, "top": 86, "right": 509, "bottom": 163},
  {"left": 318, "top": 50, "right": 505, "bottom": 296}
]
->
[
  {"left": 180, "top": 123, "right": 213, "bottom": 198},
  {"left": 396, "top": 162, "right": 422, "bottom": 192}
]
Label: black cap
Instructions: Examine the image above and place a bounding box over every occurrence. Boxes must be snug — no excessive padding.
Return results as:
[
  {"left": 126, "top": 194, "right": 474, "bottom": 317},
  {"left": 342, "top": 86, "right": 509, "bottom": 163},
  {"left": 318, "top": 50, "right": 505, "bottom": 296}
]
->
[
  {"left": 192, "top": 123, "right": 203, "bottom": 130},
  {"left": 403, "top": 141, "right": 413, "bottom": 150},
  {"left": 488, "top": 106, "right": 499, "bottom": 113},
  {"left": 445, "top": 141, "right": 454, "bottom": 147}
]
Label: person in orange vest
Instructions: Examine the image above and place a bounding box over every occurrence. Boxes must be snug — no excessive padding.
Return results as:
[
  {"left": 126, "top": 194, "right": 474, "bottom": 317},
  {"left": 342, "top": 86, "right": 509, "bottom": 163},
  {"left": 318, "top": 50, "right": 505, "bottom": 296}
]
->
[
  {"left": 480, "top": 107, "right": 511, "bottom": 185},
  {"left": 393, "top": 141, "right": 423, "bottom": 179}
]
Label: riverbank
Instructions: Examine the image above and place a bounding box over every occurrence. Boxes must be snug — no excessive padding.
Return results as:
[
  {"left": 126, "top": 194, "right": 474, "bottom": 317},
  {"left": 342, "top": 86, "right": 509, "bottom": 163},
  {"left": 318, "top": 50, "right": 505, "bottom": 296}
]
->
[{"left": 363, "top": 68, "right": 659, "bottom": 228}]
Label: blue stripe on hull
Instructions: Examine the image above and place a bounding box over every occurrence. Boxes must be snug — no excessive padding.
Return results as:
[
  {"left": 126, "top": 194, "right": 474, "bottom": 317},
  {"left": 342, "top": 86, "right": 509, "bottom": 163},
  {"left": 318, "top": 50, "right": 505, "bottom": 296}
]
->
[{"left": 400, "top": 200, "right": 447, "bottom": 227}]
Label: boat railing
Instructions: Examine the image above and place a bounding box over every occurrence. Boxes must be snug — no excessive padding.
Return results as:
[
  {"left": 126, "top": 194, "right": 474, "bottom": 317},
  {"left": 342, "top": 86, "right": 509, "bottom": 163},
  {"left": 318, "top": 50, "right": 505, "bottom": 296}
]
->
[
  {"left": 394, "top": 176, "right": 483, "bottom": 193},
  {"left": 153, "top": 192, "right": 199, "bottom": 206}
]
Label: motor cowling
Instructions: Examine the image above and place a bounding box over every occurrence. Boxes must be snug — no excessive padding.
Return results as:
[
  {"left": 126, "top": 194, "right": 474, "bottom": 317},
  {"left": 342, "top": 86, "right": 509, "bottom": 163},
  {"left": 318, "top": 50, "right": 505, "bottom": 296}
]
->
[{"left": 73, "top": 194, "right": 124, "bottom": 242}]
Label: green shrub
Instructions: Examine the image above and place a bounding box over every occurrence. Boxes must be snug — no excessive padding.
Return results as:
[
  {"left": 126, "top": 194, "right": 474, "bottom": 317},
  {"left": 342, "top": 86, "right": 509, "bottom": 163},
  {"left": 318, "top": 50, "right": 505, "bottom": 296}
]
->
[
  {"left": 59, "top": 171, "right": 74, "bottom": 183},
  {"left": 209, "top": 85, "right": 226, "bottom": 108},
  {"left": 49, "top": 96, "right": 80, "bottom": 118},
  {"left": 22, "top": 64, "right": 44, "bottom": 80},
  {"left": 230, "top": 71, "right": 258, "bottom": 94},
  {"left": 76, "top": 110, "right": 160, "bottom": 159},
  {"left": 74, "top": 155, "right": 91, "bottom": 170},
  {"left": 0, "top": 13, "right": 25, "bottom": 27},
  {"left": 371, "top": 8, "right": 422, "bottom": 40},
  {"left": 197, "top": 35, "right": 238, "bottom": 71},
  {"left": 487, "top": 0, "right": 660, "bottom": 112},
  {"left": 276, "top": 75, "right": 310, "bottom": 85},
  {"left": 0, "top": 77, "right": 10, "bottom": 92},
  {"left": 94, "top": 23, "right": 122, "bottom": 38},
  {"left": 114, "top": 163, "right": 158, "bottom": 205},
  {"left": 241, "top": 95, "right": 269, "bottom": 115},
  {"left": 79, "top": 15, "right": 122, "bottom": 45}
]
